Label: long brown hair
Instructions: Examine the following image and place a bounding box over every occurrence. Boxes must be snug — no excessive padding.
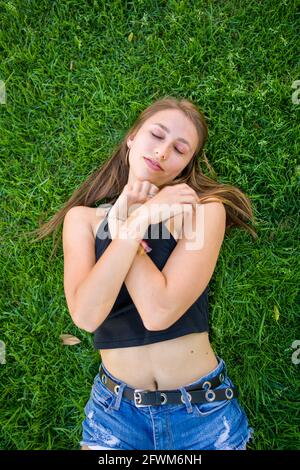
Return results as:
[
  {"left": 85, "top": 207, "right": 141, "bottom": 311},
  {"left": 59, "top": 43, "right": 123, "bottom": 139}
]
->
[{"left": 23, "top": 95, "right": 257, "bottom": 258}]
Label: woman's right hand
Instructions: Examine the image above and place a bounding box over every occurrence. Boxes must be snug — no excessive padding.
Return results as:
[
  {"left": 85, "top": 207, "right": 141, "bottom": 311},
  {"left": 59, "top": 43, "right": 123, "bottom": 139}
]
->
[
  {"left": 118, "top": 180, "right": 160, "bottom": 215},
  {"left": 113, "top": 180, "right": 159, "bottom": 221},
  {"left": 107, "top": 180, "right": 160, "bottom": 239}
]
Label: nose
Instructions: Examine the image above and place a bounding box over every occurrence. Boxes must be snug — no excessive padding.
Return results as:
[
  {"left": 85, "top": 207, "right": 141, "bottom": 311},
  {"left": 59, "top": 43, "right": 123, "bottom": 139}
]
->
[{"left": 154, "top": 146, "right": 168, "bottom": 160}]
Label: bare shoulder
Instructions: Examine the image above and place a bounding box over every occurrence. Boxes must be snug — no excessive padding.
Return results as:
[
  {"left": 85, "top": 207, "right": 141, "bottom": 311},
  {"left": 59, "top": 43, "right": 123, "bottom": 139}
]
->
[
  {"left": 198, "top": 196, "right": 225, "bottom": 206},
  {"left": 90, "top": 205, "right": 113, "bottom": 238},
  {"left": 196, "top": 198, "right": 226, "bottom": 227},
  {"left": 64, "top": 205, "right": 110, "bottom": 238},
  {"left": 179, "top": 197, "right": 225, "bottom": 239},
  {"left": 202, "top": 198, "right": 226, "bottom": 220},
  {"left": 196, "top": 197, "right": 226, "bottom": 219}
]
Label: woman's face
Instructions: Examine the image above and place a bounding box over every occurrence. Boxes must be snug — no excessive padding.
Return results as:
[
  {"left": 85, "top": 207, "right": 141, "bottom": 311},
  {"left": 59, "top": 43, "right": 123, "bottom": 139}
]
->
[{"left": 126, "top": 109, "right": 199, "bottom": 187}]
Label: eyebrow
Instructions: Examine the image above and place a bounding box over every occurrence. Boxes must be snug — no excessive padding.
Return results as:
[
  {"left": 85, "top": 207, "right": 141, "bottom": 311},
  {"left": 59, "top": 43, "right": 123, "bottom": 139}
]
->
[{"left": 152, "top": 122, "right": 192, "bottom": 150}]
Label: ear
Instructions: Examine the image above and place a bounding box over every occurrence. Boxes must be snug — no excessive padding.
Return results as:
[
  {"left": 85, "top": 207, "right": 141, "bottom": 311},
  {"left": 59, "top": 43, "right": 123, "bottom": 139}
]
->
[{"left": 127, "top": 133, "right": 135, "bottom": 148}]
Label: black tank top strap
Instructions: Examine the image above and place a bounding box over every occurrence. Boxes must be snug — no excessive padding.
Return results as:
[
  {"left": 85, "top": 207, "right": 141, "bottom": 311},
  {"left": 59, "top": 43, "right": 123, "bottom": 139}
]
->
[{"left": 95, "top": 205, "right": 113, "bottom": 240}]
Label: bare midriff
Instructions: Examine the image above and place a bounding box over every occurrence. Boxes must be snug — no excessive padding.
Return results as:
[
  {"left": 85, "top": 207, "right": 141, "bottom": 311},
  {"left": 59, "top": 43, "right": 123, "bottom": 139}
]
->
[
  {"left": 99, "top": 333, "right": 218, "bottom": 391},
  {"left": 90, "top": 206, "right": 219, "bottom": 392}
]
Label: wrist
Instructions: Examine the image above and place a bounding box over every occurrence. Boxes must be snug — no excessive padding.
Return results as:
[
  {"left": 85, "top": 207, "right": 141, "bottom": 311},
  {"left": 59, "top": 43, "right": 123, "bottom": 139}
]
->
[
  {"left": 126, "top": 207, "right": 150, "bottom": 232},
  {"left": 118, "top": 214, "right": 148, "bottom": 241},
  {"left": 110, "top": 200, "right": 151, "bottom": 254},
  {"left": 110, "top": 198, "right": 128, "bottom": 221},
  {"left": 113, "top": 208, "right": 152, "bottom": 255}
]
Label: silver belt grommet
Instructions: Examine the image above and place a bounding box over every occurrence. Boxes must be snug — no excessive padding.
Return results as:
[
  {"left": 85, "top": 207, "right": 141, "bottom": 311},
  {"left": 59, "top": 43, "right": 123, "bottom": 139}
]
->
[
  {"left": 160, "top": 393, "right": 168, "bottom": 405},
  {"left": 205, "top": 390, "right": 216, "bottom": 402},
  {"left": 180, "top": 392, "right": 192, "bottom": 404},
  {"left": 225, "top": 387, "right": 234, "bottom": 399},
  {"left": 202, "top": 380, "right": 212, "bottom": 390},
  {"left": 101, "top": 374, "right": 107, "bottom": 384},
  {"left": 114, "top": 384, "right": 120, "bottom": 395},
  {"left": 219, "top": 373, "right": 225, "bottom": 383}
]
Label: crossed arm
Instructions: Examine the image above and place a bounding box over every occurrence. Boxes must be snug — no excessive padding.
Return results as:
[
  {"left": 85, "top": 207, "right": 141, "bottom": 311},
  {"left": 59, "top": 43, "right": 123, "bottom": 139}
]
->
[{"left": 122, "top": 201, "right": 226, "bottom": 331}]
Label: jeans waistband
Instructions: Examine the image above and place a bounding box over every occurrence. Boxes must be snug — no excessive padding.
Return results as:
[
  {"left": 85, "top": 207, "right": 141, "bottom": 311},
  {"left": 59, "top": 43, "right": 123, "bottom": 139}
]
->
[{"left": 97, "top": 356, "right": 239, "bottom": 411}]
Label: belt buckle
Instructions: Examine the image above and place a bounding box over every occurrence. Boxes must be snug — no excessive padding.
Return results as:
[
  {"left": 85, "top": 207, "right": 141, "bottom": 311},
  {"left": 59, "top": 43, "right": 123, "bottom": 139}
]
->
[{"left": 134, "top": 389, "right": 149, "bottom": 408}]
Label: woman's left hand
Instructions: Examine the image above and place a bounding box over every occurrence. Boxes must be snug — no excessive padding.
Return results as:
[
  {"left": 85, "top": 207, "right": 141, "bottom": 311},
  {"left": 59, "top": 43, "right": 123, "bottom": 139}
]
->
[{"left": 107, "top": 180, "right": 160, "bottom": 238}]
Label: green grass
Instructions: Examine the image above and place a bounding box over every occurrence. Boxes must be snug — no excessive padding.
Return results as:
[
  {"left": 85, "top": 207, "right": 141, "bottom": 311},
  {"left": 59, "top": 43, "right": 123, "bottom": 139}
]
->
[{"left": 0, "top": 0, "right": 299, "bottom": 450}]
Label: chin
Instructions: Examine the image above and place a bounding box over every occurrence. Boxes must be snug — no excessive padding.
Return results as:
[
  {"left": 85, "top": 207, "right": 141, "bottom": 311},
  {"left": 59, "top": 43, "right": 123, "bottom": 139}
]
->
[{"left": 136, "top": 173, "right": 154, "bottom": 182}]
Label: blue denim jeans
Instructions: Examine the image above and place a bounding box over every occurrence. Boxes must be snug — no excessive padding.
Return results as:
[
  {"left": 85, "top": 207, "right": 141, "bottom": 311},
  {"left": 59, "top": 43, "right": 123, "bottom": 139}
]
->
[{"left": 80, "top": 357, "right": 254, "bottom": 450}]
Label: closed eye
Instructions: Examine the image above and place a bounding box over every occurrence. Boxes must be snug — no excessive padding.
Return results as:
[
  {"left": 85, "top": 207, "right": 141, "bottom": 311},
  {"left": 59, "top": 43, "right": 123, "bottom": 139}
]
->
[{"left": 150, "top": 132, "right": 184, "bottom": 155}]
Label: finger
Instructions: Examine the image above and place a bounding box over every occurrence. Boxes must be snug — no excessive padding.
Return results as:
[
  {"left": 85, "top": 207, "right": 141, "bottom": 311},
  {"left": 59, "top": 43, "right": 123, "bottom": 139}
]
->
[
  {"left": 149, "top": 185, "right": 159, "bottom": 196},
  {"left": 138, "top": 180, "right": 150, "bottom": 191},
  {"left": 180, "top": 196, "right": 198, "bottom": 208},
  {"left": 180, "top": 186, "right": 198, "bottom": 197},
  {"left": 182, "top": 184, "right": 198, "bottom": 199},
  {"left": 141, "top": 181, "right": 155, "bottom": 197},
  {"left": 178, "top": 190, "right": 196, "bottom": 197},
  {"left": 133, "top": 181, "right": 147, "bottom": 195}
]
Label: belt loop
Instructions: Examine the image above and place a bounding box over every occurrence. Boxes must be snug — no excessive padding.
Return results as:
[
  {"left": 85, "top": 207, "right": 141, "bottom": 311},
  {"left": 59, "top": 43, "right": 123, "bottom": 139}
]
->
[
  {"left": 216, "top": 355, "right": 227, "bottom": 376},
  {"left": 179, "top": 386, "right": 193, "bottom": 414},
  {"left": 109, "top": 381, "right": 126, "bottom": 411}
]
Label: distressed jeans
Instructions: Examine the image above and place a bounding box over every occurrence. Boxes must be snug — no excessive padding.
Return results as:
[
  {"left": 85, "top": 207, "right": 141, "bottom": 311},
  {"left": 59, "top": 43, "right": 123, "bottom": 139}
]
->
[{"left": 80, "top": 356, "right": 254, "bottom": 450}]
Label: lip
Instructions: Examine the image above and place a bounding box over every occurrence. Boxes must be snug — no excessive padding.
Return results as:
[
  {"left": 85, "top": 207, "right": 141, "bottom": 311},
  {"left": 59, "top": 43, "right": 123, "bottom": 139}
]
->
[{"left": 144, "top": 157, "right": 163, "bottom": 171}]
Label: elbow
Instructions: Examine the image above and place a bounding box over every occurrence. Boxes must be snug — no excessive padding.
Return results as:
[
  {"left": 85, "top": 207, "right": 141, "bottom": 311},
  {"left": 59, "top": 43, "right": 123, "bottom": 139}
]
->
[
  {"left": 145, "top": 322, "right": 169, "bottom": 331},
  {"left": 147, "top": 322, "right": 169, "bottom": 331},
  {"left": 142, "top": 307, "right": 169, "bottom": 332},
  {"left": 72, "top": 311, "right": 98, "bottom": 333},
  {"left": 71, "top": 300, "right": 112, "bottom": 333},
  {"left": 144, "top": 322, "right": 160, "bottom": 332}
]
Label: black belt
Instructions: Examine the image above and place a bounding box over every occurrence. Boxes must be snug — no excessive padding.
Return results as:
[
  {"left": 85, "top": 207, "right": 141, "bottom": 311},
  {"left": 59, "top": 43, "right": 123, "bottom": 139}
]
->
[{"left": 99, "top": 363, "right": 239, "bottom": 408}]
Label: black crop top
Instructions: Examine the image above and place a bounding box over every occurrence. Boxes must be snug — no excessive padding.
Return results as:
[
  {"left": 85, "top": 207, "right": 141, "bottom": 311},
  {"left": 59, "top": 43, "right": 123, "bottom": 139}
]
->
[{"left": 93, "top": 207, "right": 209, "bottom": 349}]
